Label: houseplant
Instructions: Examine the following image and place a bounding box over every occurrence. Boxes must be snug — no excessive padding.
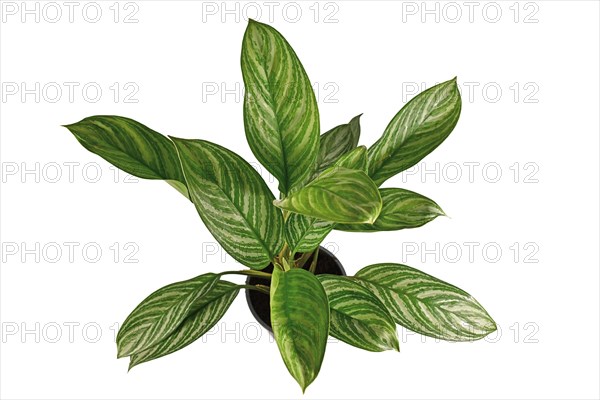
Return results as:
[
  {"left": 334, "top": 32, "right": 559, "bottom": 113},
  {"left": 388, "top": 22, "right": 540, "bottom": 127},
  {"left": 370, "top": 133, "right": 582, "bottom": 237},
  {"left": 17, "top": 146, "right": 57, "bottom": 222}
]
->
[{"left": 64, "top": 20, "right": 496, "bottom": 392}]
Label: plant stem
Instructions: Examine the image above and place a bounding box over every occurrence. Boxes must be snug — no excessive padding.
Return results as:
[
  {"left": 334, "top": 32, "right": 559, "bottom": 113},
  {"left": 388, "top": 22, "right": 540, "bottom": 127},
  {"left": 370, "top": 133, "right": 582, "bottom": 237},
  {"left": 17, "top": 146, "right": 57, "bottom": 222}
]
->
[
  {"left": 277, "top": 210, "right": 291, "bottom": 262},
  {"left": 278, "top": 242, "right": 289, "bottom": 261},
  {"left": 256, "top": 284, "right": 270, "bottom": 292},
  {"left": 219, "top": 270, "right": 272, "bottom": 279},
  {"left": 276, "top": 210, "right": 294, "bottom": 265},
  {"left": 238, "top": 284, "right": 270, "bottom": 295},
  {"left": 308, "top": 247, "right": 320, "bottom": 274},
  {"left": 295, "top": 250, "right": 313, "bottom": 269}
]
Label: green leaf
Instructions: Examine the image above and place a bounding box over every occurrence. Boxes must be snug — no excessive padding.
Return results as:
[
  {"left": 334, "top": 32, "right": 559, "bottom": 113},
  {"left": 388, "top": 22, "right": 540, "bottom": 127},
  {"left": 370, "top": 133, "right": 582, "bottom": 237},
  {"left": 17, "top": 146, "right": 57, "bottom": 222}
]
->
[
  {"left": 63, "top": 115, "right": 189, "bottom": 199},
  {"left": 274, "top": 167, "right": 382, "bottom": 224},
  {"left": 270, "top": 267, "right": 329, "bottom": 392},
  {"left": 170, "top": 138, "right": 284, "bottom": 270},
  {"left": 129, "top": 280, "right": 239, "bottom": 369},
  {"left": 334, "top": 145, "right": 368, "bottom": 172},
  {"left": 241, "top": 19, "right": 319, "bottom": 195},
  {"left": 314, "top": 114, "right": 362, "bottom": 176},
  {"left": 284, "top": 213, "right": 334, "bottom": 255},
  {"left": 318, "top": 275, "right": 399, "bottom": 352},
  {"left": 336, "top": 188, "right": 445, "bottom": 232},
  {"left": 353, "top": 264, "right": 496, "bottom": 341},
  {"left": 283, "top": 146, "right": 368, "bottom": 254},
  {"left": 368, "top": 78, "right": 462, "bottom": 186},
  {"left": 117, "top": 273, "right": 219, "bottom": 358}
]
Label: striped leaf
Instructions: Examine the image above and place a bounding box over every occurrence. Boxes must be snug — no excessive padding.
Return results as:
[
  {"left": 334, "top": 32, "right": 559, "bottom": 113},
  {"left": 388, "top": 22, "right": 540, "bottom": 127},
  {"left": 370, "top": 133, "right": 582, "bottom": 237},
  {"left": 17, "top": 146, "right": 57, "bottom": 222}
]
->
[
  {"left": 334, "top": 145, "right": 368, "bottom": 172},
  {"left": 284, "top": 213, "right": 334, "bottom": 255},
  {"left": 63, "top": 115, "right": 189, "bottom": 199},
  {"left": 274, "top": 167, "right": 382, "bottom": 224},
  {"left": 129, "top": 280, "right": 239, "bottom": 369},
  {"left": 170, "top": 138, "right": 284, "bottom": 270},
  {"left": 368, "top": 78, "right": 462, "bottom": 186},
  {"left": 270, "top": 267, "right": 329, "bottom": 392},
  {"left": 241, "top": 19, "right": 319, "bottom": 195},
  {"left": 353, "top": 264, "right": 496, "bottom": 341},
  {"left": 318, "top": 275, "right": 399, "bottom": 352},
  {"left": 313, "top": 114, "right": 362, "bottom": 177},
  {"left": 117, "top": 273, "right": 219, "bottom": 358},
  {"left": 284, "top": 146, "right": 368, "bottom": 253},
  {"left": 336, "top": 188, "right": 444, "bottom": 232}
]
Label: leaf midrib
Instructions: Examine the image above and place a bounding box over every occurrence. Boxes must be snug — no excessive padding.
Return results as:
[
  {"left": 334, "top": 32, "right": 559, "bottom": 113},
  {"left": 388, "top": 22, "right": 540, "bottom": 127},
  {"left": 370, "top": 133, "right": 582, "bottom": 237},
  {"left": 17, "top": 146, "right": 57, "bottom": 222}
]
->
[
  {"left": 331, "top": 307, "right": 391, "bottom": 348},
  {"left": 313, "top": 185, "right": 374, "bottom": 221},
  {"left": 251, "top": 31, "right": 290, "bottom": 194},
  {"left": 355, "top": 276, "right": 481, "bottom": 332},
  {"left": 278, "top": 277, "right": 313, "bottom": 381},
  {"left": 77, "top": 133, "right": 170, "bottom": 181},
  {"left": 198, "top": 174, "right": 277, "bottom": 263},
  {"left": 290, "top": 216, "right": 330, "bottom": 254},
  {"left": 369, "top": 96, "right": 445, "bottom": 180}
]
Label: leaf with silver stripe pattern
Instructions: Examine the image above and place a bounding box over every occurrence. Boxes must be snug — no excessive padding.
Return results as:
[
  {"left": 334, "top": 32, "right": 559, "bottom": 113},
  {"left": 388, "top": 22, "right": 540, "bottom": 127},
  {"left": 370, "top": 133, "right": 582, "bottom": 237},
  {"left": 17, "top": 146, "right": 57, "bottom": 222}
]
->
[
  {"left": 128, "top": 280, "right": 240, "bottom": 369},
  {"left": 353, "top": 264, "right": 496, "bottom": 341},
  {"left": 170, "top": 137, "right": 284, "bottom": 270},
  {"left": 333, "top": 145, "right": 368, "bottom": 172},
  {"left": 117, "top": 273, "right": 219, "bottom": 358},
  {"left": 312, "top": 114, "right": 362, "bottom": 178},
  {"left": 63, "top": 115, "right": 190, "bottom": 199},
  {"left": 284, "top": 213, "right": 334, "bottom": 255},
  {"left": 284, "top": 146, "right": 369, "bottom": 254},
  {"left": 318, "top": 274, "right": 399, "bottom": 352},
  {"left": 336, "top": 188, "right": 445, "bottom": 232},
  {"left": 274, "top": 167, "right": 382, "bottom": 224},
  {"left": 368, "top": 78, "right": 462, "bottom": 186},
  {"left": 270, "top": 267, "right": 329, "bottom": 393},
  {"left": 241, "top": 19, "right": 319, "bottom": 195}
]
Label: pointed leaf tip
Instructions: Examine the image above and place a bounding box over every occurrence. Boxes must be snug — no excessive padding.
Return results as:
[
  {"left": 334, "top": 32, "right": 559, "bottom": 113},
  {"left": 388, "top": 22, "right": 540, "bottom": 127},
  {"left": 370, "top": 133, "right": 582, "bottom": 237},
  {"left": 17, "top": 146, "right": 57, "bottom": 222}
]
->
[
  {"left": 315, "top": 115, "right": 362, "bottom": 177},
  {"left": 354, "top": 264, "right": 496, "bottom": 341},
  {"left": 271, "top": 268, "right": 329, "bottom": 393},
  {"left": 64, "top": 116, "right": 190, "bottom": 199},
  {"left": 242, "top": 15, "right": 319, "bottom": 195},
  {"left": 368, "top": 78, "right": 462, "bottom": 185},
  {"left": 336, "top": 188, "right": 443, "bottom": 232}
]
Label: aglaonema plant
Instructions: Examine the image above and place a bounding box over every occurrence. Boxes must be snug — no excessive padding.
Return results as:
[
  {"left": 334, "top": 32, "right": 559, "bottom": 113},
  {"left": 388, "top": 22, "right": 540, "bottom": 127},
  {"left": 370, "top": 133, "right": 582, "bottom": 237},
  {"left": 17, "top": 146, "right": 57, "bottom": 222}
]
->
[{"left": 64, "top": 20, "right": 496, "bottom": 392}]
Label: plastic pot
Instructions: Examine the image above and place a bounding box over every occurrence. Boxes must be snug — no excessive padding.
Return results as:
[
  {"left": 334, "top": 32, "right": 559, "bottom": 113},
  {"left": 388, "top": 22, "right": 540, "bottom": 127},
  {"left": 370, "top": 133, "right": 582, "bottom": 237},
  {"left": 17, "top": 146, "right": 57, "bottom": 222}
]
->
[{"left": 245, "top": 246, "right": 346, "bottom": 331}]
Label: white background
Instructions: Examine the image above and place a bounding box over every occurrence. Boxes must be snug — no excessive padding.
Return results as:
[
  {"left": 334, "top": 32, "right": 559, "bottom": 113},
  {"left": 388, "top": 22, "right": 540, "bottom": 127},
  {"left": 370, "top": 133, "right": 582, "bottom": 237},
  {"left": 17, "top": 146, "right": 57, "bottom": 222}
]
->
[{"left": 1, "top": 1, "right": 599, "bottom": 399}]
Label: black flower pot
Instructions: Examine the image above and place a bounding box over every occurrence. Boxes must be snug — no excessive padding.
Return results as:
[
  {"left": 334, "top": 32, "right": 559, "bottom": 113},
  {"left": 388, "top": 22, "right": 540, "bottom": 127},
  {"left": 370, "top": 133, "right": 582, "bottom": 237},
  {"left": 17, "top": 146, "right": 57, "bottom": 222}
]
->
[{"left": 245, "top": 246, "right": 346, "bottom": 331}]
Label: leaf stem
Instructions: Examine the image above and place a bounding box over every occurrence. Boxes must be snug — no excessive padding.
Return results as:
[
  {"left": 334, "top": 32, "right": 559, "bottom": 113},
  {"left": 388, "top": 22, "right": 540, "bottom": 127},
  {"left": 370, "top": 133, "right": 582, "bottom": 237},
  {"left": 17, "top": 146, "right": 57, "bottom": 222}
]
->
[
  {"left": 219, "top": 270, "right": 272, "bottom": 279},
  {"left": 296, "top": 250, "right": 314, "bottom": 269},
  {"left": 308, "top": 247, "right": 320, "bottom": 274},
  {"left": 239, "top": 284, "right": 270, "bottom": 295},
  {"left": 278, "top": 242, "right": 290, "bottom": 261}
]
